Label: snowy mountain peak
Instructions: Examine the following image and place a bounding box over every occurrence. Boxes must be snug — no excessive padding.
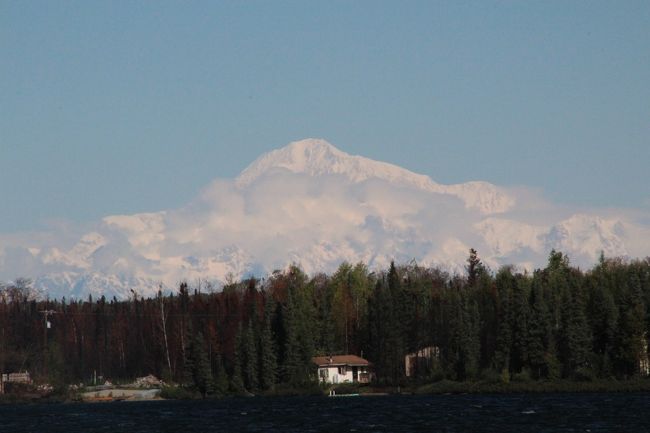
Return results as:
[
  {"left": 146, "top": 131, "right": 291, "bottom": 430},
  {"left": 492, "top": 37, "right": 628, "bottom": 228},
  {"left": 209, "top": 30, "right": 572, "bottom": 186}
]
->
[
  {"left": 237, "top": 138, "right": 365, "bottom": 186},
  {"left": 545, "top": 214, "right": 627, "bottom": 261},
  {"left": 237, "top": 138, "right": 438, "bottom": 190},
  {"left": 236, "top": 138, "right": 514, "bottom": 214},
  {"left": 3, "top": 138, "right": 641, "bottom": 301},
  {"left": 253, "top": 138, "right": 345, "bottom": 171},
  {"left": 284, "top": 138, "right": 346, "bottom": 160},
  {"left": 237, "top": 138, "right": 435, "bottom": 187}
]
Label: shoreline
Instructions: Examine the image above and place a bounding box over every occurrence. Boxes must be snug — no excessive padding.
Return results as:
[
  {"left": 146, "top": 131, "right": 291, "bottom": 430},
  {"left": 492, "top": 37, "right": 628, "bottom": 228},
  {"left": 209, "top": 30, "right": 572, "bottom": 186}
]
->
[
  {"left": 80, "top": 388, "right": 162, "bottom": 402},
  {"left": 3, "top": 378, "right": 650, "bottom": 404},
  {"left": 410, "top": 378, "right": 650, "bottom": 395}
]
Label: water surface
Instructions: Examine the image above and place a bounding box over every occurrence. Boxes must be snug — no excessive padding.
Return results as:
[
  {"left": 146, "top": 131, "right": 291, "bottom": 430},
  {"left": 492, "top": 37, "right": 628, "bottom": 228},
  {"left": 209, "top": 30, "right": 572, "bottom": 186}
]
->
[{"left": 1, "top": 393, "right": 647, "bottom": 432}]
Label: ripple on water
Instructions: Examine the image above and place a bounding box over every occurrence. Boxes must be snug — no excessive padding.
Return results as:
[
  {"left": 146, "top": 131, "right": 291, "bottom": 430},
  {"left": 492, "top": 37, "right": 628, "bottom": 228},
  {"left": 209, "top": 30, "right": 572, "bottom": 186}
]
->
[{"left": 1, "top": 393, "right": 650, "bottom": 433}]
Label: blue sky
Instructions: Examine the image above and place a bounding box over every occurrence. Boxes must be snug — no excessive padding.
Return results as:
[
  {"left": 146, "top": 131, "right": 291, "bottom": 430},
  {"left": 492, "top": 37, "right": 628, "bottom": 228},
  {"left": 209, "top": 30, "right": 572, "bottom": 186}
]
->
[{"left": 2, "top": 1, "right": 649, "bottom": 232}]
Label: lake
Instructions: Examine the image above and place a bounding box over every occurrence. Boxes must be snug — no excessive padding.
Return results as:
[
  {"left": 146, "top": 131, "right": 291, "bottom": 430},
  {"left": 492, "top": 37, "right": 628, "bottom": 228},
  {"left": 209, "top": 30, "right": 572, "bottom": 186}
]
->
[{"left": 1, "top": 393, "right": 648, "bottom": 432}]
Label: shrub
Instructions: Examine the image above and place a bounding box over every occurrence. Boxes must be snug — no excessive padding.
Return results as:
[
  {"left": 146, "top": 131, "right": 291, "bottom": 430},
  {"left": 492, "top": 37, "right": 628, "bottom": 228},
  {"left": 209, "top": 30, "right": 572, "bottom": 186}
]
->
[
  {"left": 573, "top": 367, "right": 595, "bottom": 382},
  {"left": 512, "top": 369, "right": 532, "bottom": 383},
  {"left": 160, "top": 385, "right": 200, "bottom": 400},
  {"left": 499, "top": 369, "right": 511, "bottom": 384},
  {"left": 331, "top": 383, "right": 359, "bottom": 395}
]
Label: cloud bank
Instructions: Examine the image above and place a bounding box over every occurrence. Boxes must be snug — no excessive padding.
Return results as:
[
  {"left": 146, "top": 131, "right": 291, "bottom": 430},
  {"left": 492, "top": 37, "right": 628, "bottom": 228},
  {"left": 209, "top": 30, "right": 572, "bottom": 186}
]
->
[{"left": 1, "top": 139, "right": 648, "bottom": 299}]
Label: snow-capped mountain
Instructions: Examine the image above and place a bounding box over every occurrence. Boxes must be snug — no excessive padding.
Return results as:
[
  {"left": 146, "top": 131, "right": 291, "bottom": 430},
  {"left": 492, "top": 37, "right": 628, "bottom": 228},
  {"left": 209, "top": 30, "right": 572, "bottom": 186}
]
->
[
  {"left": 236, "top": 139, "right": 514, "bottom": 214},
  {"left": 1, "top": 138, "right": 647, "bottom": 299}
]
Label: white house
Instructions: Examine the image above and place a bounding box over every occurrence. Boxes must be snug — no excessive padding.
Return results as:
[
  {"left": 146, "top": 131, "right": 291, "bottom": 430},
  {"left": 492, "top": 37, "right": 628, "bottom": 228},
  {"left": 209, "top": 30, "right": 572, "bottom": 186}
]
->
[
  {"left": 313, "top": 355, "right": 372, "bottom": 384},
  {"left": 0, "top": 371, "right": 32, "bottom": 394},
  {"left": 405, "top": 346, "right": 439, "bottom": 377}
]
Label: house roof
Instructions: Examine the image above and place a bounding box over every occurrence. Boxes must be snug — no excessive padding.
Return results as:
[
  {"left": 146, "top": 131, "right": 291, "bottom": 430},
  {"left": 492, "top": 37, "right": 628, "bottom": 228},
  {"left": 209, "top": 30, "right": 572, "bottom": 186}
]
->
[{"left": 312, "top": 355, "right": 370, "bottom": 367}]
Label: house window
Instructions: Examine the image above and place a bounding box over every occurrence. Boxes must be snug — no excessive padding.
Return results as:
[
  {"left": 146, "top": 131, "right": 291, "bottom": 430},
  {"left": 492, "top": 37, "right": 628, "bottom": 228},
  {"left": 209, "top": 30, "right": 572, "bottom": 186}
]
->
[
  {"left": 319, "top": 368, "right": 329, "bottom": 379},
  {"left": 338, "top": 366, "right": 346, "bottom": 375}
]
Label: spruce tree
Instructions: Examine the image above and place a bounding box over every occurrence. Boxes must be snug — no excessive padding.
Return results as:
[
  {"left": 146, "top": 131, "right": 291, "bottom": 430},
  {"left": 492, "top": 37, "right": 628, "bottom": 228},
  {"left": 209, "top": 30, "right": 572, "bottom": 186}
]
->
[
  {"left": 466, "top": 248, "right": 485, "bottom": 288},
  {"left": 443, "top": 287, "right": 463, "bottom": 380},
  {"left": 367, "top": 280, "right": 388, "bottom": 380},
  {"left": 462, "top": 295, "right": 481, "bottom": 379},
  {"left": 186, "top": 331, "right": 214, "bottom": 397},
  {"left": 243, "top": 319, "right": 258, "bottom": 391},
  {"left": 510, "top": 276, "right": 530, "bottom": 373},
  {"left": 494, "top": 267, "right": 514, "bottom": 375},
  {"left": 587, "top": 264, "right": 618, "bottom": 376},
  {"left": 386, "top": 262, "right": 406, "bottom": 384},
  {"left": 475, "top": 269, "right": 497, "bottom": 371},
  {"left": 213, "top": 353, "right": 229, "bottom": 397},
  {"left": 281, "top": 287, "right": 301, "bottom": 384},
  {"left": 182, "top": 322, "right": 196, "bottom": 388},
  {"left": 230, "top": 327, "right": 245, "bottom": 393},
  {"left": 259, "top": 293, "right": 278, "bottom": 390},
  {"left": 443, "top": 282, "right": 479, "bottom": 381},
  {"left": 614, "top": 272, "right": 646, "bottom": 376},
  {"left": 527, "top": 279, "right": 550, "bottom": 378},
  {"left": 559, "top": 275, "right": 591, "bottom": 378}
]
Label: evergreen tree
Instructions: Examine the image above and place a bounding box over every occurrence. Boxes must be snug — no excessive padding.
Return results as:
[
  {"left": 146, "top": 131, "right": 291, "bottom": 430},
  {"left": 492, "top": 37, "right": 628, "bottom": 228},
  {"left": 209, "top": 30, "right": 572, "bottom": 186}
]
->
[
  {"left": 182, "top": 322, "right": 196, "bottom": 388},
  {"left": 494, "top": 267, "right": 514, "bottom": 374},
  {"left": 587, "top": 261, "right": 618, "bottom": 376},
  {"left": 440, "top": 279, "right": 479, "bottom": 381},
  {"left": 462, "top": 295, "right": 481, "bottom": 379},
  {"left": 386, "top": 262, "right": 406, "bottom": 384},
  {"left": 259, "top": 293, "right": 278, "bottom": 390},
  {"left": 5, "top": 250, "right": 650, "bottom": 388},
  {"left": 331, "top": 262, "right": 354, "bottom": 353},
  {"left": 186, "top": 331, "right": 214, "bottom": 397},
  {"left": 466, "top": 248, "right": 485, "bottom": 288},
  {"left": 230, "top": 327, "right": 245, "bottom": 393},
  {"left": 475, "top": 269, "right": 497, "bottom": 371},
  {"left": 510, "top": 276, "right": 529, "bottom": 373},
  {"left": 558, "top": 273, "right": 591, "bottom": 378},
  {"left": 242, "top": 319, "right": 258, "bottom": 391},
  {"left": 213, "top": 353, "right": 229, "bottom": 397},
  {"left": 527, "top": 278, "right": 550, "bottom": 378},
  {"left": 614, "top": 272, "right": 646, "bottom": 376},
  {"left": 280, "top": 270, "right": 316, "bottom": 385},
  {"left": 367, "top": 280, "right": 388, "bottom": 380},
  {"left": 316, "top": 280, "right": 337, "bottom": 354},
  {"left": 281, "top": 287, "right": 301, "bottom": 383}
]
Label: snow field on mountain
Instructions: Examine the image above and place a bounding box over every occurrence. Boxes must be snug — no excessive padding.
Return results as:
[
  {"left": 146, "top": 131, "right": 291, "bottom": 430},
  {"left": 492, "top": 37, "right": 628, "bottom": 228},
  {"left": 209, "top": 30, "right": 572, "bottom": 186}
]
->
[{"left": 1, "top": 139, "right": 646, "bottom": 299}]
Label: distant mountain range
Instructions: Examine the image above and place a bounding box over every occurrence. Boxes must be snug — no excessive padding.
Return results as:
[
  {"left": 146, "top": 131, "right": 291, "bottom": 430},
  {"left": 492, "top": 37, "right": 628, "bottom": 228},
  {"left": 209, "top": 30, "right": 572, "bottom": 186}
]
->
[{"left": 2, "top": 138, "right": 648, "bottom": 299}]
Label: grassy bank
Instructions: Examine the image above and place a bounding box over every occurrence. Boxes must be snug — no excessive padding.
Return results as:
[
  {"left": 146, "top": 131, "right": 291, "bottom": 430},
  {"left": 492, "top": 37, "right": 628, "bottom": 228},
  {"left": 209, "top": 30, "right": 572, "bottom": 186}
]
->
[
  {"left": 114, "top": 378, "right": 650, "bottom": 400},
  {"left": 5, "top": 378, "right": 650, "bottom": 404},
  {"left": 158, "top": 382, "right": 325, "bottom": 400}
]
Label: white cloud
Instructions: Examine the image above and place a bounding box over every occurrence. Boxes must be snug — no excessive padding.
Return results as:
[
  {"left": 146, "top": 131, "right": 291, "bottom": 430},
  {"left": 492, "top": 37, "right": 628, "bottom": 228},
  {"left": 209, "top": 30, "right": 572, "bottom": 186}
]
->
[{"left": 1, "top": 139, "right": 648, "bottom": 298}]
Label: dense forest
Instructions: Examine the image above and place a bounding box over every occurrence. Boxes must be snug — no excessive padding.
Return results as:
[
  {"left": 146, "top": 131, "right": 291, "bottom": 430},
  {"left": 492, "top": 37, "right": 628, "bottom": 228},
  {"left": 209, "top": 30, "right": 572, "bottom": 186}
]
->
[{"left": 1, "top": 250, "right": 649, "bottom": 396}]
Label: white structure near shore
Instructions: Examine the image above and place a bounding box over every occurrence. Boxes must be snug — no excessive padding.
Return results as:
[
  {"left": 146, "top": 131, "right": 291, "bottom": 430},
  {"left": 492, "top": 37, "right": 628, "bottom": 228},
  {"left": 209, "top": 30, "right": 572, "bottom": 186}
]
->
[
  {"left": 405, "top": 346, "right": 439, "bottom": 377},
  {"left": 0, "top": 372, "right": 32, "bottom": 394},
  {"left": 313, "top": 355, "right": 372, "bottom": 384}
]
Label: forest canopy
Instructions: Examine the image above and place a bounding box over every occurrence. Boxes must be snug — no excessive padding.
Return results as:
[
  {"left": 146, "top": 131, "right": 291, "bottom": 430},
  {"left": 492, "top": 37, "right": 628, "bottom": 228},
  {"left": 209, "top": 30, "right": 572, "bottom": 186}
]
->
[{"left": 1, "top": 250, "right": 649, "bottom": 395}]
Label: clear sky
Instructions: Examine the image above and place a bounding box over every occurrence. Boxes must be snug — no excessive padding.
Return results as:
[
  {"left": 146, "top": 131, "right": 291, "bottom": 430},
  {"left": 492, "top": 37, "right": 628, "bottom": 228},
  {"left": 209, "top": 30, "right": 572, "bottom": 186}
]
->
[{"left": 2, "top": 1, "right": 649, "bottom": 232}]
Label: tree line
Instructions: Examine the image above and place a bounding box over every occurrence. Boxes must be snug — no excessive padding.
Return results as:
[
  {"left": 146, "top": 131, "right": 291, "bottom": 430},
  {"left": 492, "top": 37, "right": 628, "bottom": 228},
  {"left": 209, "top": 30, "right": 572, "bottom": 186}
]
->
[{"left": 0, "top": 250, "right": 649, "bottom": 396}]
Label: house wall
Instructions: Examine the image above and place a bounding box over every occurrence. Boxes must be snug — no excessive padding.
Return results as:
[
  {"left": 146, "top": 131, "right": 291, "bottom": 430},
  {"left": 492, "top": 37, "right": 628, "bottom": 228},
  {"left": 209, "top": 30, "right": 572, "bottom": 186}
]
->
[
  {"left": 405, "top": 346, "right": 440, "bottom": 377},
  {"left": 317, "top": 366, "right": 355, "bottom": 384}
]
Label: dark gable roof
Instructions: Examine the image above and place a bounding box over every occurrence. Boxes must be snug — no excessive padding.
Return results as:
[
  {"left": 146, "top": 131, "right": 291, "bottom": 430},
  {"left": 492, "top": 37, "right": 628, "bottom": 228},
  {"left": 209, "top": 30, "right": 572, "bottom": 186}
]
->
[{"left": 312, "top": 355, "right": 370, "bottom": 367}]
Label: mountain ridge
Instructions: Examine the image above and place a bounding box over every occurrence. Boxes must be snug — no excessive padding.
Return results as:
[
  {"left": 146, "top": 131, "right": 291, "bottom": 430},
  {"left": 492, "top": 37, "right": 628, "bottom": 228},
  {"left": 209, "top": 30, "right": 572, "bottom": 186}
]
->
[
  {"left": 1, "top": 138, "right": 645, "bottom": 299},
  {"left": 237, "top": 138, "right": 514, "bottom": 214}
]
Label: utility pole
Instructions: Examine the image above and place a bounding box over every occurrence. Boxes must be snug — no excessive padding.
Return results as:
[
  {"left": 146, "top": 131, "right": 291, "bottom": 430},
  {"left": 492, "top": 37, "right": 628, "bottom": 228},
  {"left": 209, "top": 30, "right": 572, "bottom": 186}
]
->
[
  {"left": 158, "top": 286, "right": 172, "bottom": 377},
  {"left": 39, "top": 309, "right": 55, "bottom": 379}
]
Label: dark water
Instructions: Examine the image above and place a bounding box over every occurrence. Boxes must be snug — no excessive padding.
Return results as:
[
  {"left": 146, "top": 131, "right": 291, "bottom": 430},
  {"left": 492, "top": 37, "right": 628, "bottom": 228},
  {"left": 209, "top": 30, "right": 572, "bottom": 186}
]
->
[{"left": 1, "top": 393, "right": 649, "bottom": 433}]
